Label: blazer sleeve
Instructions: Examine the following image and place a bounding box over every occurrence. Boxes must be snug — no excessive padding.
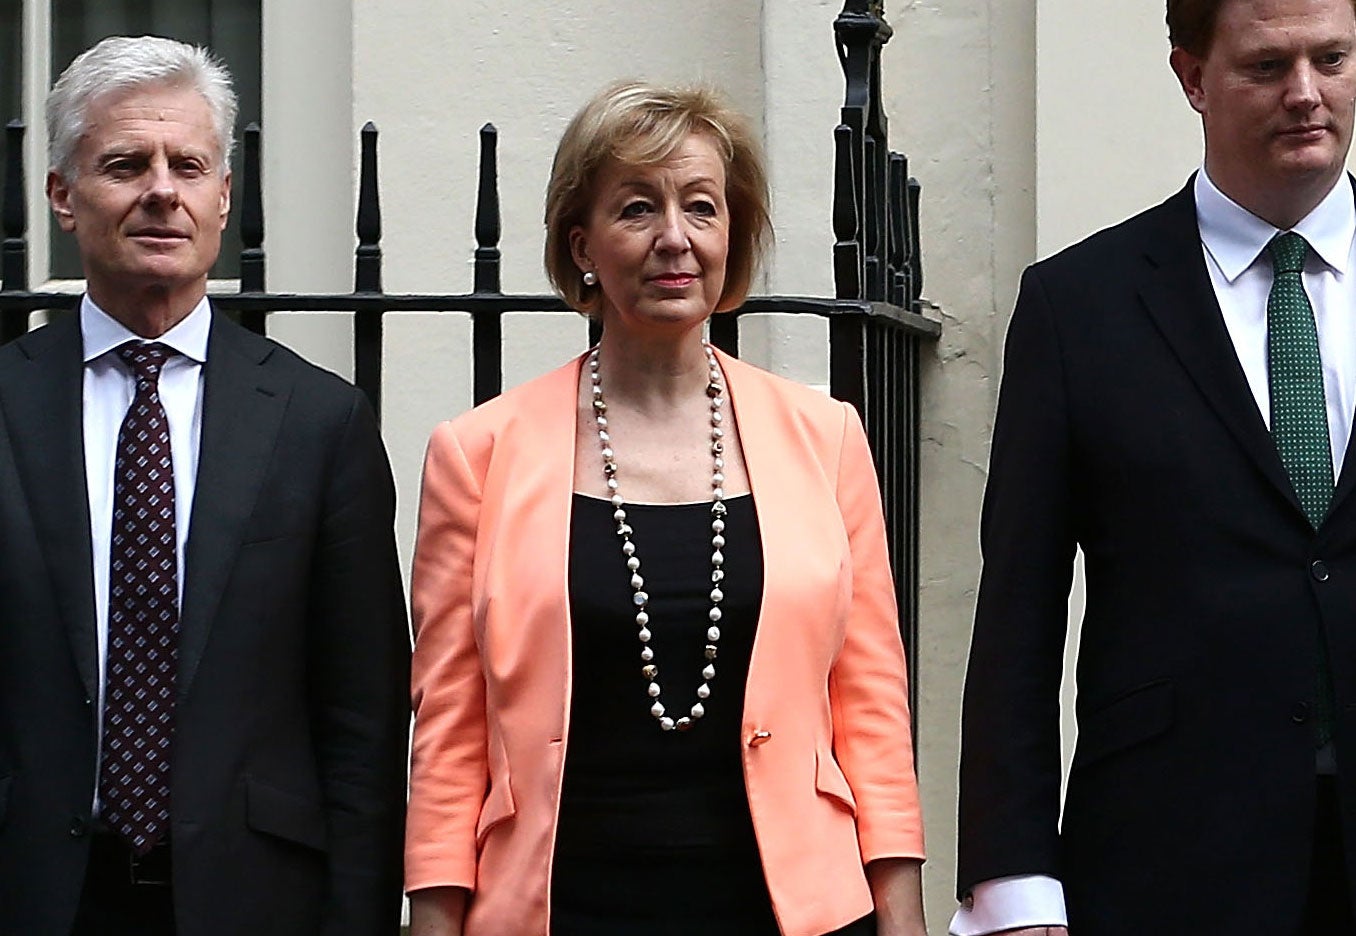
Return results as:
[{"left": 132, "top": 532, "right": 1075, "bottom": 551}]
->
[
  {"left": 956, "top": 265, "right": 1076, "bottom": 896},
  {"left": 308, "top": 389, "right": 412, "bottom": 936},
  {"left": 405, "top": 420, "right": 488, "bottom": 893},
  {"left": 828, "top": 401, "right": 926, "bottom": 863}
]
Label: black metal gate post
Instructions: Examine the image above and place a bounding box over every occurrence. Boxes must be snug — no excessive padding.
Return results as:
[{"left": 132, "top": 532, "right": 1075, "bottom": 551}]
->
[{"left": 833, "top": 0, "right": 933, "bottom": 723}]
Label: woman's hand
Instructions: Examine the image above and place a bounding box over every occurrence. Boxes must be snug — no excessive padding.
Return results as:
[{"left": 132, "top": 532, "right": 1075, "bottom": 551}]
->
[
  {"left": 866, "top": 857, "right": 928, "bottom": 936},
  {"left": 408, "top": 886, "right": 469, "bottom": 936}
]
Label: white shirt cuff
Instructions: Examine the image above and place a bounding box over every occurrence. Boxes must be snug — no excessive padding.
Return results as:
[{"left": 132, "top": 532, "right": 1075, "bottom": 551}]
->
[{"left": 949, "top": 874, "right": 1068, "bottom": 935}]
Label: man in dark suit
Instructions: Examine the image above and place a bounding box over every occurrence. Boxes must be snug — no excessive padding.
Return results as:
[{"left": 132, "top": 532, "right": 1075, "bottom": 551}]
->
[
  {"left": 955, "top": 0, "right": 1356, "bottom": 934},
  {"left": 0, "top": 36, "right": 410, "bottom": 935}
]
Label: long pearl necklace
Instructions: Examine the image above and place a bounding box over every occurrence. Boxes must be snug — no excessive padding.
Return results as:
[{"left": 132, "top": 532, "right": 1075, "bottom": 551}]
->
[{"left": 588, "top": 342, "right": 728, "bottom": 732}]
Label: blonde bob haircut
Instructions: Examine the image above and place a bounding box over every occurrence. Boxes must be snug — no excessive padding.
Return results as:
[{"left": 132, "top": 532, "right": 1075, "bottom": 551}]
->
[{"left": 545, "top": 81, "right": 772, "bottom": 316}]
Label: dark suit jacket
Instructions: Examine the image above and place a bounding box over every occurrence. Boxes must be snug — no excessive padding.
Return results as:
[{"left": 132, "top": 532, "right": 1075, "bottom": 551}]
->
[
  {"left": 958, "top": 178, "right": 1356, "bottom": 935},
  {"left": 0, "top": 309, "right": 411, "bottom": 935}
]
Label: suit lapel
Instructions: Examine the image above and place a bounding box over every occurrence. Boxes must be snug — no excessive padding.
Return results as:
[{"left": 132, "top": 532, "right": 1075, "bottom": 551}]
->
[
  {"left": 1331, "top": 426, "right": 1356, "bottom": 522},
  {"left": 1326, "top": 178, "right": 1356, "bottom": 520},
  {"left": 177, "top": 313, "right": 291, "bottom": 699},
  {"left": 1137, "top": 180, "right": 1300, "bottom": 513},
  {"left": 0, "top": 314, "right": 99, "bottom": 700}
]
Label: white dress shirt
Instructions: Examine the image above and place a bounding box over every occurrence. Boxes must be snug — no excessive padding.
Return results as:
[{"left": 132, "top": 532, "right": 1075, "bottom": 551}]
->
[
  {"left": 84, "top": 295, "right": 210, "bottom": 810},
  {"left": 950, "top": 169, "right": 1356, "bottom": 936}
]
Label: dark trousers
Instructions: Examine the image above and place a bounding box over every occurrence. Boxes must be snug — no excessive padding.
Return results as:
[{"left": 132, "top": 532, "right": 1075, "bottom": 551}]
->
[
  {"left": 72, "top": 833, "right": 175, "bottom": 936},
  {"left": 1299, "top": 775, "right": 1354, "bottom": 935}
]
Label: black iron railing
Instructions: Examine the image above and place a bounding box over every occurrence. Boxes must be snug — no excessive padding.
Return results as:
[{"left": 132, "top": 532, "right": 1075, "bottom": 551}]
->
[
  {"left": 0, "top": 1, "right": 937, "bottom": 715},
  {"left": 833, "top": 0, "right": 931, "bottom": 689}
]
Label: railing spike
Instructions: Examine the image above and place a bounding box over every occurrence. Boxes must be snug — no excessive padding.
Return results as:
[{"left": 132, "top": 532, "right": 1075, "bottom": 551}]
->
[
  {"left": 888, "top": 152, "right": 907, "bottom": 308},
  {"left": 2, "top": 120, "right": 29, "bottom": 343},
  {"left": 474, "top": 123, "right": 502, "bottom": 294},
  {"left": 832, "top": 124, "right": 862, "bottom": 300},
  {"left": 354, "top": 121, "right": 384, "bottom": 416},
  {"left": 355, "top": 121, "right": 382, "bottom": 293},
  {"left": 863, "top": 134, "right": 881, "bottom": 301},
  {"left": 3, "top": 120, "right": 28, "bottom": 293},
  {"left": 907, "top": 176, "right": 924, "bottom": 310},
  {"left": 238, "top": 124, "right": 266, "bottom": 333}
]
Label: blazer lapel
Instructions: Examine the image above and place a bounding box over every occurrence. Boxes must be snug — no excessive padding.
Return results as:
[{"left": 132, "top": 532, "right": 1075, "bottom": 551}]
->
[
  {"left": 0, "top": 314, "right": 99, "bottom": 700},
  {"left": 719, "top": 351, "right": 843, "bottom": 703},
  {"left": 177, "top": 313, "right": 291, "bottom": 699},
  {"left": 490, "top": 358, "right": 580, "bottom": 735},
  {"left": 719, "top": 351, "right": 783, "bottom": 611},
  {"left": 1137, "top": 180, "right": 1299, "bottom": 512}
]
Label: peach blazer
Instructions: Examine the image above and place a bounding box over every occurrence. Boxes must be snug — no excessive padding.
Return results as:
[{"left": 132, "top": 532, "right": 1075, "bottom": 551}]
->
[{"left": 405, "top": 349, "right": 924, "bottom": 936}]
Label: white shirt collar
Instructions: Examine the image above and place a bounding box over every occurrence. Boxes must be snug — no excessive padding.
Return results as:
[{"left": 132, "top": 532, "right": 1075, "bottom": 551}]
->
[
  {"left": 1195, "top": 168, "right": 1356, "bottom": 282},
  {"left": 80, "top": 295, "right": 212, "bottom": 365}
]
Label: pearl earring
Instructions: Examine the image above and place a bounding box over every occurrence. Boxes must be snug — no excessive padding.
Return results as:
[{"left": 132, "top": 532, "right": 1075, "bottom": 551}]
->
[{"left": 583, "top": 270, "right": 598, "bottom": 287}]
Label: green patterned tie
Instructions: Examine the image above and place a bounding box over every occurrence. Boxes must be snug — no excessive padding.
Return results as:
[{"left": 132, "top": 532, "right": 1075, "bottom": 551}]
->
[{"left": 1267, "top": 231, "right": 1335, "bottom": 746}]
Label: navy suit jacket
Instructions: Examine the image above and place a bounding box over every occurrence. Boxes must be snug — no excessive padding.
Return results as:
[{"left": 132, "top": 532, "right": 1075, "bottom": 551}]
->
[
  {"left": 959, "top": 179, "right": 1356, "bottom": 934},
  {"left": 0, "top": 310, "right": 410, "bottom": 935}
]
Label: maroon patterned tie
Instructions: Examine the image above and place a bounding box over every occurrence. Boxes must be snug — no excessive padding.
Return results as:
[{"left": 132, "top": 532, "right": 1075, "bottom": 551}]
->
[{"left": 98, "top": 341, "right": 180, "bottom": 855}]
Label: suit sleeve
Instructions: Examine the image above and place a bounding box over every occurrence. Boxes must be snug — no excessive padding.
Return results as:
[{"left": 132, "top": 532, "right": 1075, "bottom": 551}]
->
[
  {"left": 405, "top": 420, "right": 487, "bottom": 893},
  {"left": 308, "top": 389, "right": 413, "bottom": 936},
  {"left": 828, "top": 401, "right": 926, "bottom": 863},
  {"left": 956, "top": 265, "right": 1077, "bottom": 897}
]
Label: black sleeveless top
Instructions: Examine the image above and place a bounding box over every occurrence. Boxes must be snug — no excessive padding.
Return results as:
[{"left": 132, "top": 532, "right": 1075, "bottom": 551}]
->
[
  {"left": 552, "top": 493, "right": 776, "bottom": 934},
  {"left": 551, "top": 494, "right": 877, "bottom": 936}
]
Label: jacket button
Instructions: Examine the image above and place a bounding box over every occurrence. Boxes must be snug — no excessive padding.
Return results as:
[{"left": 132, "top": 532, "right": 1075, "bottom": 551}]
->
[
  {"left": 68, "top": 816, "right": 88, "bottom": 838},
  {"left": 1312, "top": 560, "right": 1330, "bottom": 582},
  {"left": 1292, "top": 702, "right": 1311, "bottom": 724},
  {"left": 749, "top": 730, "right": 772, "bottom": 747}
]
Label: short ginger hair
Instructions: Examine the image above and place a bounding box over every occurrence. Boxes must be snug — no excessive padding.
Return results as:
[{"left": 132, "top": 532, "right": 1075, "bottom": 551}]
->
[{"left": 1167, "top": 0, "right": 1356, "bottom": 55}]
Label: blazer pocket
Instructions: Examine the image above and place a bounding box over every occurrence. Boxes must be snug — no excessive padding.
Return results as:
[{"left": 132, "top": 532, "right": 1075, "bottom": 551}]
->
[
  {"left": 814, "top": 747, "right": 857, "bottom": 816},
  {"left": 239, "top": 530, "right": 306, "bottom": 549},
  {"left": 1072, "top": 679, "right": 1175, "bottom": 771},
  {"left": 475, "top": 775, "right": 516, "bottom": 848},
  {"left": 245, "top": 777, "right": 328, "bottom": 852}
]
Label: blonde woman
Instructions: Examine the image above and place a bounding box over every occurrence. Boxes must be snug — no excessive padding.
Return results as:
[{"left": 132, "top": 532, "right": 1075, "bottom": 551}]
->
[{"left": 406, "top": 82, "right": 927, "bottom": 936}]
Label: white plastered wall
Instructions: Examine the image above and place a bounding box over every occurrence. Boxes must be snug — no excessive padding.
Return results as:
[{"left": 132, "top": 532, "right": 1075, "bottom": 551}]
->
[
  {"left": 1036, "top": 2, "right": 1202, "bottom": 259},
  {"left": 259, "top": 0, "right": 359, "bottom": 375}
]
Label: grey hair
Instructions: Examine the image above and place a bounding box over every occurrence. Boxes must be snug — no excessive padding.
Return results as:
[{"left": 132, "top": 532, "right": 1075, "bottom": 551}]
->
[{"left": 47, "top": 35, "right": 238, "bottom": 177}]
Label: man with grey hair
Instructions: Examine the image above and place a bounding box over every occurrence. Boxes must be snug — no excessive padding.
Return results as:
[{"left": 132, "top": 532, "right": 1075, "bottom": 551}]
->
[{"left": 0, "top": 35, "right": 410, "bottom": 935}]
